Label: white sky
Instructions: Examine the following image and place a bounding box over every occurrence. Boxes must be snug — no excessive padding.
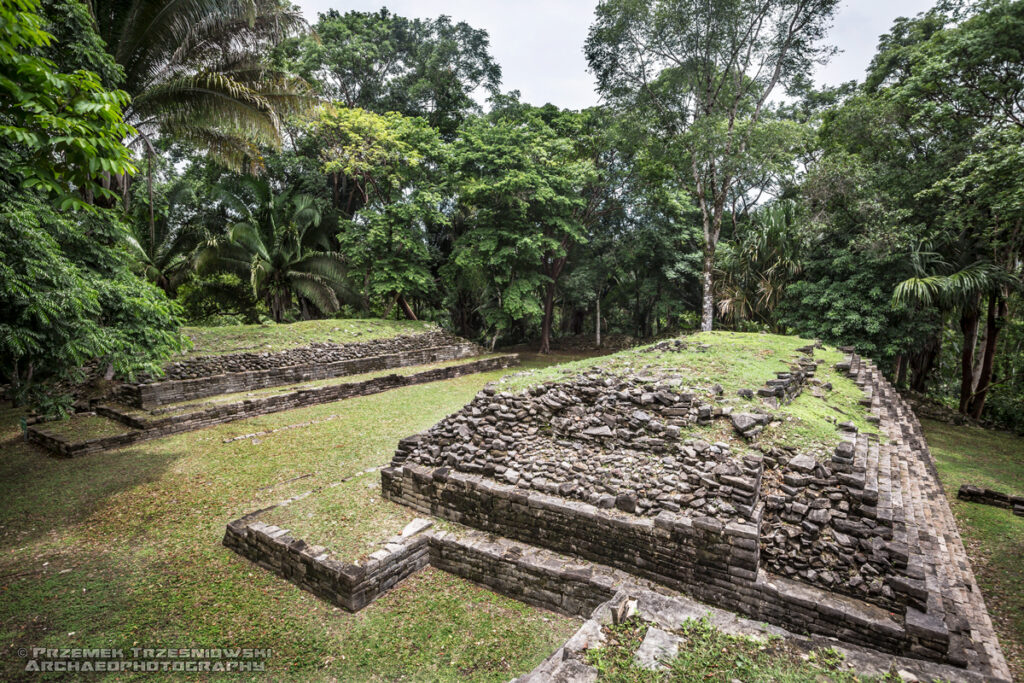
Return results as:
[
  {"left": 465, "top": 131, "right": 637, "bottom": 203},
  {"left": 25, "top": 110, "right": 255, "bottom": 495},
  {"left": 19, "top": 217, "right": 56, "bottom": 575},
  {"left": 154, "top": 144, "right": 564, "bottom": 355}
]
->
[{"left": 294, "top": 0, "right": 939, "bottom": 110}]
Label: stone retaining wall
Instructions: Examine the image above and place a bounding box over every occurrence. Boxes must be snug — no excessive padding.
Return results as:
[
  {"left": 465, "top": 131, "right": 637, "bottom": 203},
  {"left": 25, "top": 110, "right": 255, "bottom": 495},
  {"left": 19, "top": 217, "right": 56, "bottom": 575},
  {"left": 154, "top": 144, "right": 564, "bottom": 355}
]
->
[
  {"left": 28, "top": 355, "right": 519, "bottom": 457},
  {"left": 958, "top": 483, "right": 1024, "bottom": 516},
  {"left": 223, "top": 511, "right": 432, "bottom": 612},
  {"left": 380, "top": 463, "right": 912, "bottom": 655},
  {"left": 157, "top": 331, "right": 459, "bottom": 380},
  {"left": 382, "top": 464, "right": 760, "bottom": 584},
  {"left": 223, "top": 509, "right": 992, "bottom": 680},
  {"left": 122, "top": 342, "right": 481, "bottom": 408}
]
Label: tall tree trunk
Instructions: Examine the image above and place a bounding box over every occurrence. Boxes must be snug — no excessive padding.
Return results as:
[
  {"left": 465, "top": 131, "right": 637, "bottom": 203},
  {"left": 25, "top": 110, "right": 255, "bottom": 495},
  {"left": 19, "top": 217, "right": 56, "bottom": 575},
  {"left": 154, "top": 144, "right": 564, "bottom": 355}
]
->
[
  {"left": 382, "top": 293, "right": 397, "bottom": 319},
  {"left": 700, "top": 244, "right": 716, "bottom": 332},
  {"left": 121, "top": 172, "right": 130, "bottom": 210},
  {"left": 895, "top": 353, "right": 907, "bottom": 389},
  {"left": 967, "top": 293, "right": 1007, "bottom": 420},
  {"left": 958, "top": 304, "right": 981, "bottom": 414},
  {"left": 148, "top": 152, "right": 156, "bottom": 250},
  {"left": 595, "top": 297, "right": 602, "bottom": 349},
  {"left": 910, "top": 334, "right": 940, "bottom": 393},
  {"left": 539, "top": 280, "right": 556, "bottom": 354},
  {"left": 397, "top": 294, "right": 418, "bottom": 321}
]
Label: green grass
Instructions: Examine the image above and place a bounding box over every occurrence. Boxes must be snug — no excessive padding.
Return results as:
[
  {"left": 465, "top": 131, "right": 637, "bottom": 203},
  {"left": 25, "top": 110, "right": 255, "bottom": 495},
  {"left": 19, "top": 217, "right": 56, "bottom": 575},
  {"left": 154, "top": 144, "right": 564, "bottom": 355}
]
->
[
  {"left": 496, "top": 331, "right": 815, "bottom": 394},
  {"left": 585, "top": 616, "right": 893, "bottom": 682},
  {"left": 33, "top": 413, "right": 132, "bottom": 441},
  {"left": 0, "top": 361, "right": 578, "bottom": 681},
  {"left": 258, "top": 476, "right": 421, "bottom": 564},
  {"left": 179, "top": 318, "right": 437, "bottom": 359},
  {"left": 923, "top": 418, "right": 1024, "bottom": 681}
]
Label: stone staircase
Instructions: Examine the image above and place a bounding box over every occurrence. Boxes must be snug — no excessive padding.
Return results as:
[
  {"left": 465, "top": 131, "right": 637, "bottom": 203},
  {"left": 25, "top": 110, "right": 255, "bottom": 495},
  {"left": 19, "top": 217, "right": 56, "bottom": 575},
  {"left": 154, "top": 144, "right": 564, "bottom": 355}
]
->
[{"left": 845, "top": 353, "right": 1010, "bottom": 679}]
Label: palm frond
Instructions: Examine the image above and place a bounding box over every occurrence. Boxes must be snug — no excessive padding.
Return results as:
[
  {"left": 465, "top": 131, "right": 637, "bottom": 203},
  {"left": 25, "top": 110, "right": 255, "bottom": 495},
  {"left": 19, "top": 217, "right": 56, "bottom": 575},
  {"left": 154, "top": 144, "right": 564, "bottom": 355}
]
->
[{"left": 290, "top": 274, "right": 341, "bottom": 315}]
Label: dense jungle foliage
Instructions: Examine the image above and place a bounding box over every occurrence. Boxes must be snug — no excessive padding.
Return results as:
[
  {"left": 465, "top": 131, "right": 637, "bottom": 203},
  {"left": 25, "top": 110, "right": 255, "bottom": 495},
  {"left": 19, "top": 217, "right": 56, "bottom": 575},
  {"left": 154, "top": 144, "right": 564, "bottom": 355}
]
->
[{"left": 1, "top": 0, "right": 1022, "bottom": 429}]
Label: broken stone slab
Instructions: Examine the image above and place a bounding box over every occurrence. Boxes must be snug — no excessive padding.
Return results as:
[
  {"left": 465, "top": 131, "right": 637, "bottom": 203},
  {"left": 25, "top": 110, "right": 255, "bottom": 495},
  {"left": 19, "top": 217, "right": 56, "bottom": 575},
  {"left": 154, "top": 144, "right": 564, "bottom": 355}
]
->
[
  {"left": 786, "top": 454, "right": 817, "bottom": 473},
  {"left": 634, "top": 627, "right": 681, "bottom": 671},
  {"left": 561, "top": 619, "right": 605, "bottom": 656},
  {"left": 400, "top": 518, "right": 433, "bottom": 537},
  {"left": 730, "top": 413, "right": 759, "bottom": 434},
  {"left": 546, "top": 659, "right": 599, "bottom": 683}
]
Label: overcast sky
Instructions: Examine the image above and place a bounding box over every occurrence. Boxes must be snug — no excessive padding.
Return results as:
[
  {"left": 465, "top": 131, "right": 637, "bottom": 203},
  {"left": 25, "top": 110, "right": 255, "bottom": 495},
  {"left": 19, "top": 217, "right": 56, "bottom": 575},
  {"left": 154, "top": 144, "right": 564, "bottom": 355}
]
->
[{"left": 294, "top": 0, "right": 938, "bottom": 110}]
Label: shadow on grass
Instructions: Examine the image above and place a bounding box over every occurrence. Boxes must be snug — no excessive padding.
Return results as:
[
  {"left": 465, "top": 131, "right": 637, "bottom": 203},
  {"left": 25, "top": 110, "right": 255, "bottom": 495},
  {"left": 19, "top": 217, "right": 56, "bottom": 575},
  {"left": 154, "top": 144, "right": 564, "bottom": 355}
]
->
[
  {"left": 923, "top": 418, "right": 1024, "bottom": 682},
  {"left": 0, "top": 406, "right": 183, "bottom": 551}
]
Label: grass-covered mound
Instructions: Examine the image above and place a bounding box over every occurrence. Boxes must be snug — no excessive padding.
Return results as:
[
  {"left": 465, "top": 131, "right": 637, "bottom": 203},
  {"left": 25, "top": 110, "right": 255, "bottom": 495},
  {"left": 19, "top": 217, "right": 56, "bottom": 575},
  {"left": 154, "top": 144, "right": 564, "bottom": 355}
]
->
[
  {"left": 179, "top": 318, "right": 436, "bottom": 359},
  {"left": 497, "top": 331, "right": 876, "bottom": 457}
]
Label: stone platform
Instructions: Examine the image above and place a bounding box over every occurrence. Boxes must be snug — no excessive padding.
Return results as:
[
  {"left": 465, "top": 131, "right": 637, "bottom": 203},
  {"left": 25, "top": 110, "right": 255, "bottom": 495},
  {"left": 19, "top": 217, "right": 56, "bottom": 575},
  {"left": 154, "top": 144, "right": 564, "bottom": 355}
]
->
[
  {"left": 379, "top": 344, "right": 1010, "bottom": 680},
  {"left": 28, "top": 354, "right": 518, "bottom": 457},
  {"left": 122, "top": 333, "right": 480, "bottom": 408}
]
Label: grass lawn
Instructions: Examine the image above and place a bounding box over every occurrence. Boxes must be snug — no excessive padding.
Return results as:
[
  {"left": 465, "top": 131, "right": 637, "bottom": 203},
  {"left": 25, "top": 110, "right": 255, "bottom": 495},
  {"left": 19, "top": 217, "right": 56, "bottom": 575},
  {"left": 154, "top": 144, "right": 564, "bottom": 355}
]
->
[
  {"left": 0, "top": 360, "right": 579, "bottom": 682},
  {"left": 923, "top": 418, "right": 1024, "bottom": 681},
  {"left": 33, "top": 413, "right": 132, "bottom": 441},
  {"left": 179, "top": 319, "right": 436, "bottom": 359}
]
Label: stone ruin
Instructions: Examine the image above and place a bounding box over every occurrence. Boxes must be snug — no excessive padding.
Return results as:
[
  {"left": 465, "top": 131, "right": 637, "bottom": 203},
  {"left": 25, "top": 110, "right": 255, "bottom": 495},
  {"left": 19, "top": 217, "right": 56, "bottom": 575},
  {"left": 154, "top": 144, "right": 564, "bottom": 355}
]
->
[
  {"left": 375, "top": 341, "right": 1011, "bottom": 681},
  {"left": 28, "top": 329, "right": 517, "bottom": 457}
]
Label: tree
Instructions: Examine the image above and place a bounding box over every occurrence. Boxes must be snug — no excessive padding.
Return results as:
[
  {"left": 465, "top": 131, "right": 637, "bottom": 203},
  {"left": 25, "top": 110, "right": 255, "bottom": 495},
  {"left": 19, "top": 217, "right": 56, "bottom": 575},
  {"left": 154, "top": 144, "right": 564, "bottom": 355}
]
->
[
  {"left": 197, "top": 178, "right": 347, "bottom": 322},
  {"left": 0, "top": 0, "right": 136, "bottom": 209},
  {"left": 448, "top": 108, "right": 597, "bottom": 353},
  {"left": 0, "top": 188, "right": 185, "bottom": 415},
  {"left": 88, "top": 0, "right": 309, "bottom": 208},
  {"left": 715, "top": 200, "right": 802, "bottom": 329},
  {"left": 1, "top": 0, "right": 185, "bottom": 416},
  {"left": 277, "top": 8, "right": 501, "bottom": 138},
  {"left": 868, "top": 0, "right": 1024, "bottom": 417},
  {"left": 303, "top": 105, "right": 444, "bottom": 318},
  {"left": 586, "top": 0, "right": 840, "bottom": 331},
  {"left": 128, "top": 179, "right": 205, "bottom": 297}
]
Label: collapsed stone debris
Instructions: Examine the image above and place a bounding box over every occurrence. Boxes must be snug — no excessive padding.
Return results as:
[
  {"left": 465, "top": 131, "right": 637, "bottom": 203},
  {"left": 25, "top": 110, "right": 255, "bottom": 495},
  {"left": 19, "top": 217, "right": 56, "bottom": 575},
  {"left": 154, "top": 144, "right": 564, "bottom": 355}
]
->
[
  {"left": 376, "top": 342, "right": 1009, "bottom": 679},
  {"left": 219, "top": 334, "right": 1010, "bottom": 681}
]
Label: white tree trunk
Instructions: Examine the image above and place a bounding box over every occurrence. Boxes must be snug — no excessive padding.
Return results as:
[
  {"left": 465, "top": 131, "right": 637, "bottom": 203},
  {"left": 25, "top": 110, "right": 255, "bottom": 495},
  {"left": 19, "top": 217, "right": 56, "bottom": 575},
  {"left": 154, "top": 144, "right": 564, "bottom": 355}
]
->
[
  {"left": 596, "top": 297, "right": 602, "bottom": 348},
  {"left": 701, "top": 249, "right": 715, "bottom": 332}
]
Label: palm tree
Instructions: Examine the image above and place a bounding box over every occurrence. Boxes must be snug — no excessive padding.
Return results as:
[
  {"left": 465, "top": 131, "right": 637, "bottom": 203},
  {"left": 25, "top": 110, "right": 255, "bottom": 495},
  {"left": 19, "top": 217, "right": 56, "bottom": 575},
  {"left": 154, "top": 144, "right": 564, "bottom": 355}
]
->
[
  {"left": 128, "top": 180, "right": 204, "bottom": 296},
  {"left": 715, "top": 200, "right": 802, "bottom": 329},
  {"left": 894, "top": 238, "right": 1015, "bottom": 417},
  {"left": 88, "top": 0, "right": 310, "bottom": 210},
  {"left": 197, "top": 178, "right": 348, "bottom": 322}
]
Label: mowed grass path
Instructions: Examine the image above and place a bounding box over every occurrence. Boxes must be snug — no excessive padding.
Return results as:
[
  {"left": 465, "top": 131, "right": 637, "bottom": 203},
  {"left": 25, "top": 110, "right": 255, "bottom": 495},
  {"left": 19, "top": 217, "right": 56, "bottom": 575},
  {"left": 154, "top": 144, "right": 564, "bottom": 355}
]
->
[
  {"left": 924, "top": 418, "right": 1024, "bottom": 681},
  {"left": 0, "top": 360, "right": 580, "bottom": 682}
]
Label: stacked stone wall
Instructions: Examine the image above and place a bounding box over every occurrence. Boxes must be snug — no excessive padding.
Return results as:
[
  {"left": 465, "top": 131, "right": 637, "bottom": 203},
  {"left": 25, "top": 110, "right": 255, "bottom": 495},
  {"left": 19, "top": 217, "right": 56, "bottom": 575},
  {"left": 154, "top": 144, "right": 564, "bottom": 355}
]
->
[
  {"left": 122, "top": 342, "right": 480, "bottom": 408},
  {"left": 958, "top": 483, "right": 1024, "bottom": 516},
  {"left": 28, "top": 355, "right": 518, "bottom": 457},
  {"left": 156, "top": 331, "right": 459, "bottom": 380},
  {"left": 223, "top": 512, "right": 431, "bottom": 612},
  {"left": 379, "top": 463, "right": 911, "bottom": 654}
]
